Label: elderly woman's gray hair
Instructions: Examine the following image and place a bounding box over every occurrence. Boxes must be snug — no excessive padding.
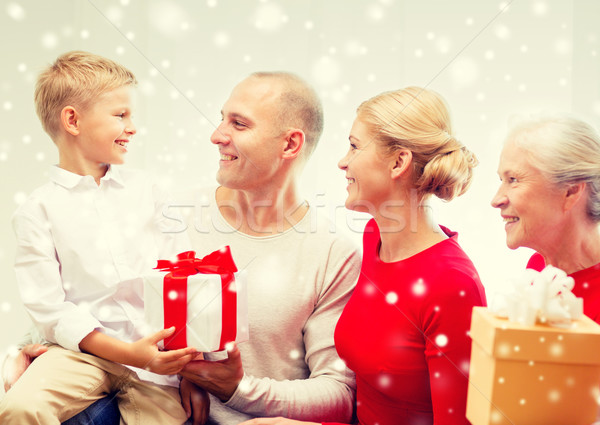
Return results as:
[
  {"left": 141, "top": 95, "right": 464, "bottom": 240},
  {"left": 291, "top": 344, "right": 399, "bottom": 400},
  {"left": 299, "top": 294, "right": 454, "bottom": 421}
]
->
[{"left": 506, "top": 114, "right": 600, "bottom": 222}]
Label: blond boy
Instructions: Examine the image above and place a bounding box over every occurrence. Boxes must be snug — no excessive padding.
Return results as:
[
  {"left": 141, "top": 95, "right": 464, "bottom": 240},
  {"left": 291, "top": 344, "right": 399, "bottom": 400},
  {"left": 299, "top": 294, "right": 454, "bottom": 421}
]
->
[{"left": 0, "top": 51, "right": 195, "bottom": 425}]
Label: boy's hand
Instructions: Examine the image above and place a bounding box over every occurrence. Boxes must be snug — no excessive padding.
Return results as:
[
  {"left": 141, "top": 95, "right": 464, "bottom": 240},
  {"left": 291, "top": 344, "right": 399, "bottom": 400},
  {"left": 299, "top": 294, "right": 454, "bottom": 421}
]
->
[
  {"left": 130, "top": 327, "right": 196, "bottom": 375},
  {"left": 3, "top": 344, "right": 48, "bottom": 391},
  {"left": 180, "top": 377, "right": 210, "bottom": 425}
]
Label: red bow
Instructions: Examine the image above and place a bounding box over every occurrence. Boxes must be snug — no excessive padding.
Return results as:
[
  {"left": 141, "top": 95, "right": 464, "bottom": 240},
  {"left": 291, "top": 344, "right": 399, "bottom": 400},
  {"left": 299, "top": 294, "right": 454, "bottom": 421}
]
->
[{"left": 155, "top": 247, "right": 239, "bottom": 350}]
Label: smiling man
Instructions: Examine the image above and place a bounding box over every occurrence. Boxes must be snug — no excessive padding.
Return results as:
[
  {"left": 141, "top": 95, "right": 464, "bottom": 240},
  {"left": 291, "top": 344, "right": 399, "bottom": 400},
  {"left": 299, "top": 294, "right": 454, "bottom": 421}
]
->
[{"left": 179, "top": 72, "right": 360, "bottom": 424}]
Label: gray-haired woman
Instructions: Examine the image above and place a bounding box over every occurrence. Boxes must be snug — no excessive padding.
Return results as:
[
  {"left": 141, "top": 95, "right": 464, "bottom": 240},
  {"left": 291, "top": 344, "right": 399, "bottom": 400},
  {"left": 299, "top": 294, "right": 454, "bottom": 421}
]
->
[{"left": 491, "top": 114, "right": 600, "bottom": 322}]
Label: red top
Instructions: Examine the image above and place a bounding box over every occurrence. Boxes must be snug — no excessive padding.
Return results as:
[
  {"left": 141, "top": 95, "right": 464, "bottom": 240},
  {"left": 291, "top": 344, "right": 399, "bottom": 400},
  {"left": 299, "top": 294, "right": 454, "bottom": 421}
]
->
[
  {"left": 325, "top": 219, "right": 486, "bottom": 425},
  {"left": 527, "top": 252, "right": 600, "bottom": 323}
]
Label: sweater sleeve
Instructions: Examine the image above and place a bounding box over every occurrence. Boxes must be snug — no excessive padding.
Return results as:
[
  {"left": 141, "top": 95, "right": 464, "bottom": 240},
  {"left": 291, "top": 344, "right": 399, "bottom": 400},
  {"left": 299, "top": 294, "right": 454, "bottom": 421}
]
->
[
  {"left": 423, "top": 268, "right": 486, "bottom": 425},
  {"left": 223, "top": 241, "right": 360, "bottom": 422}
]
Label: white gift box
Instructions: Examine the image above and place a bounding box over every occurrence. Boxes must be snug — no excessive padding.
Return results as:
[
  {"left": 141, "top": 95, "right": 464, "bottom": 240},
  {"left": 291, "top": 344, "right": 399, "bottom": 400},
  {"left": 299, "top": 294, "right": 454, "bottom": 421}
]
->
[{"left": 143, "top": 265, "right": 248, "bottom": 352}]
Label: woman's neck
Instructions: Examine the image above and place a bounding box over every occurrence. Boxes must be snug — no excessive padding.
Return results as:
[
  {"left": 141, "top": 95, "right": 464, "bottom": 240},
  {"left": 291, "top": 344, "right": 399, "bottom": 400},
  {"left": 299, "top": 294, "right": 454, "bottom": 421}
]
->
[
  {"left": 540, "top": 223, "right": 600, "bottom": 274},
  {"left": 375, "top": 199, "right": 447, "bottom": 263}
]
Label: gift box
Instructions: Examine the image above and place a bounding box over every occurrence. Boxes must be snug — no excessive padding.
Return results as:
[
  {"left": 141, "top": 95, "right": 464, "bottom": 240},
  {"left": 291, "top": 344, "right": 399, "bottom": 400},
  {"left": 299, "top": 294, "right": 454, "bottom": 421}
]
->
[
  {"left": 143, "top": 247, "right": 249, "bottom": 352},
  {"left": 466, "top": 306, "right": 600, "bottom": 425}
]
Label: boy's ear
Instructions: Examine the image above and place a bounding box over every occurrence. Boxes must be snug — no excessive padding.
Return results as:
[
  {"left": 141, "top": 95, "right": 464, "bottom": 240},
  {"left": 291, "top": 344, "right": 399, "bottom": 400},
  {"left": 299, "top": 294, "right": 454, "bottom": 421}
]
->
[
  {"left": 61, "top": 106, "right": 80, "bottom": 136},
  {"left": 282, "top": 128, "right": 305, "bottom": 159},
  {"left": 390, "top": 149, "right": 413, "bottom": 180}
]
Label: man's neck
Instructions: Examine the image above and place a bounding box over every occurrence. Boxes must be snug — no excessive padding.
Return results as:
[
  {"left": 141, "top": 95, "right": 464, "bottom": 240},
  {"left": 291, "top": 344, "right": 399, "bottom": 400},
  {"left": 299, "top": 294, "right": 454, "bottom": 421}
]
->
[{"left": 216, "top": 185, "right": 309, "bottom": 237}]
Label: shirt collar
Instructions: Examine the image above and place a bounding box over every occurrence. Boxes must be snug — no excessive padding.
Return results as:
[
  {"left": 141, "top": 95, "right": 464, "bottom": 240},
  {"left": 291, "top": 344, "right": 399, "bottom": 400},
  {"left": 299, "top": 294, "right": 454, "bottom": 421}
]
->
[{"left": 50, "top": 165, "right": 125, "bottom": 189}]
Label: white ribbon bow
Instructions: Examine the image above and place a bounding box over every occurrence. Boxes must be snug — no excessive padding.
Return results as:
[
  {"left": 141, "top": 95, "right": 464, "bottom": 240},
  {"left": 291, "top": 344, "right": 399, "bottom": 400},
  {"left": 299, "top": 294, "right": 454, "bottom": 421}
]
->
[{"left": 490, "top": 265, "right": 583, "bottom": 328}]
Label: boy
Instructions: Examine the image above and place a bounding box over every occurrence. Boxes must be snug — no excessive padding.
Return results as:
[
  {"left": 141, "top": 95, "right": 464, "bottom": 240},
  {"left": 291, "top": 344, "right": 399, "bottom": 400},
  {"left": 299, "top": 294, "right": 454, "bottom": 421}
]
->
[{"left": 0, "top": 51, "right": 195, "bottom": 424}]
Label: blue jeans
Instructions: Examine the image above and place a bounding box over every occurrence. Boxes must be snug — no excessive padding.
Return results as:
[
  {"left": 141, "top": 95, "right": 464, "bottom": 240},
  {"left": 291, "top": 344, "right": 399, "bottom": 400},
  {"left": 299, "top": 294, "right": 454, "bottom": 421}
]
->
[{"left": 62, "top": 395, "right": 120, "bottom": 425}]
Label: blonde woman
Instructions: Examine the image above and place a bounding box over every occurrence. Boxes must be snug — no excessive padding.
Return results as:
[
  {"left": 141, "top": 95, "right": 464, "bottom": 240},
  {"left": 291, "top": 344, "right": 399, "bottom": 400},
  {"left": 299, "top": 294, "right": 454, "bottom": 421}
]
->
[{"left": 242, "top": 86, "right": 486, "bottom": 425}]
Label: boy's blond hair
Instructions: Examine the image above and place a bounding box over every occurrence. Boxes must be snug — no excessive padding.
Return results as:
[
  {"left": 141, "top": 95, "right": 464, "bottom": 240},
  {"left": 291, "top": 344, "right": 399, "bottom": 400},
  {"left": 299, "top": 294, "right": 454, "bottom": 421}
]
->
[{"left": 34, "top": 51, "right": 137, "bottom": 139}]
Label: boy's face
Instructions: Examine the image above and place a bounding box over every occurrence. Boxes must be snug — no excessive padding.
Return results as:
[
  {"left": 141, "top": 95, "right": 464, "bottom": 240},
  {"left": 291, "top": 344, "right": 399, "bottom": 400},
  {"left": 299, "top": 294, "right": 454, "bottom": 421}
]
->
[{"left": 77, "top": 85, "right": 136, "bottom": 166}]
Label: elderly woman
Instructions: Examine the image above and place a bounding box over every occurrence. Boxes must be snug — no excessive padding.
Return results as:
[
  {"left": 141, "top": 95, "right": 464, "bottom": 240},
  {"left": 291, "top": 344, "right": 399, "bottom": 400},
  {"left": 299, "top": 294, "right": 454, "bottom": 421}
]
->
[
  {"left": 241, "top": 86, "right": 487, "bottom": 425},
  {"left": 491, "top": 114, "right": 600, "bottom": 322}
]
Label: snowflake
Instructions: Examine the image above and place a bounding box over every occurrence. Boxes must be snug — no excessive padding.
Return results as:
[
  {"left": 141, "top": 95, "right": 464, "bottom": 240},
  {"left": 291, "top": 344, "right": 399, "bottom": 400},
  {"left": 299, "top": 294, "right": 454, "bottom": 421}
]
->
[
  {"left": 214, "top": 31, "right": 230, "bottom": 48},
  {"left": 494, "top": 24, "right": 510, "bottom": 40},
  {"left": 311, "top": 56, "right": 341, "bottom": 86},
  {"left": 13, "top": 191, "right": 27, "bottom": 205},
  {"left": 449, "top": 57, "right": 479, "bottom": 87},
  {"left": 366, "top": 4, "right": 384, "bottom": 21},
  {"left": 254, "top": 3, "right": 286, "bottom": 32},
  {"left": 6, "top": 2, "right": 25, "bottom": 21},
  {"left": 435, "top": 334, "right": 448, "bottom": 347},
  {"left": 412, "top": 278, "right": 426, "bottom": 296},
  {"left": 532, "top": 1, "right": 548, "bottom": 16}
]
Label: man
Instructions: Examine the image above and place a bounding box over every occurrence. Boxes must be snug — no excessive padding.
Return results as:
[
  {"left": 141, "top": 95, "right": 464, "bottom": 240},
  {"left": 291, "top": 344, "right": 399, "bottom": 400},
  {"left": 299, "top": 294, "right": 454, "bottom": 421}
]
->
[
  {"left": 4, "top": 72, "right": 359, "bottom": 424},
  {"left": 179, "top": 72, "right": 359, "bottom": 423}
]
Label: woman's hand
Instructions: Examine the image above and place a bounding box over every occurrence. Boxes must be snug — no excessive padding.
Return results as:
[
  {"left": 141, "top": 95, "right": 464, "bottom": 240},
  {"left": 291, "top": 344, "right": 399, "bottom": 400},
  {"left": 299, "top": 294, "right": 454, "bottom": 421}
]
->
[{"left": 180, "top": 377, "right": 210, "bottom": 425}]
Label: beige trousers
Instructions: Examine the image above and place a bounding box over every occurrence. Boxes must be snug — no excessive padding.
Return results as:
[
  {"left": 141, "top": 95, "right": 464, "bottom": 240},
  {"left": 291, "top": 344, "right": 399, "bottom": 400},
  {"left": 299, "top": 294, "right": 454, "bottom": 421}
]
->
[{"left": 0, "top": 345, "right": 188, "bottom": 425}]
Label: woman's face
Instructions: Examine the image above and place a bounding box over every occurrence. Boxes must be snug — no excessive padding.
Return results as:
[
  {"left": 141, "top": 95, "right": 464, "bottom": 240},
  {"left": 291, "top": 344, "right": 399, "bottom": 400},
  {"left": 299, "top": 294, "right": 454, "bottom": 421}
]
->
[
  {"left": 338, "top": 117, "right": 395, "bottom": 214},
  {"left": 491, "top": 138, "right": 567, "bottom": 251}
]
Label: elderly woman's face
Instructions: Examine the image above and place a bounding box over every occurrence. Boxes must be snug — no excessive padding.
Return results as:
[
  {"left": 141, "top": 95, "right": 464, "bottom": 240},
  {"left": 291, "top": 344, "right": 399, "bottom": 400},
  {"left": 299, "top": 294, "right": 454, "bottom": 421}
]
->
[{"left": 491, "top": 138, "right": 567, "bottom": 251}]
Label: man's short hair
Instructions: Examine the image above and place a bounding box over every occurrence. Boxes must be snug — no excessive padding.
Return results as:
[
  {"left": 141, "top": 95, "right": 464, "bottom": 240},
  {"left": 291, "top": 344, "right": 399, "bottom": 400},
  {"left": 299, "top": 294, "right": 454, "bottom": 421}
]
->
[
  {"left": 34, "top": 51, "right": 137, "bottom": 139},
  {"left": 250, "top": 72, "right": 323, "bottom": 160}
]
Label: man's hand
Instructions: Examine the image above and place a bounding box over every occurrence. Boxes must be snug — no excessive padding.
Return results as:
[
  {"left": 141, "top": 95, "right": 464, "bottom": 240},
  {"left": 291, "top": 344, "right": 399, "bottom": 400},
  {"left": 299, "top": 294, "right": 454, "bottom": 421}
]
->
[
  {"left": 180, "top": 377, "right": 210, "bottom": 425},
  {"left": 3, "top": 344, "right": 48, "bottom": 392},
  {"left": 129, "top": 327, "right": 197, "bottom": 375},
  {"left": 239, "top": 418, "right": 319, "bottom": 425},
  {"left": 178, "top": 342, "right": 244, "bottom": 402}
]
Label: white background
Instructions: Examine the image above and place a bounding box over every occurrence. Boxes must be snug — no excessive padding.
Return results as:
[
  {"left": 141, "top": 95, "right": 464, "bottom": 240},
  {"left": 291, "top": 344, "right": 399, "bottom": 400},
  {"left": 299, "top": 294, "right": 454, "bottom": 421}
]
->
[{"left": 1, "top": 0, "right": 600, "bottom": 362}]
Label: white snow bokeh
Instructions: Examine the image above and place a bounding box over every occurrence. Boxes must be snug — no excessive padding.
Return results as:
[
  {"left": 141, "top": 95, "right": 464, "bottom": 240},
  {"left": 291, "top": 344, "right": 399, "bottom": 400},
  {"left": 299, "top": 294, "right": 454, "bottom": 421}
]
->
[
  {"left": 6, "top": 2, "right": 25, "bottom": 21},
  {"left": 312, "top": 56, "right": 341, "bottom": 86},
  {"left": 412, "top": 279, "right": 426, "bottom": 296},
  {"left": 41, "top": 32, "right": 59, "bottom": 49},
  {"left": 149, "top": 1, "right": 188, "bottom": 38},
  {"left": 254, "top": 2, "right": 286, "bottom": 32},
  {"left": 449, "top": 57, "right": 479, "bottom": 87}
]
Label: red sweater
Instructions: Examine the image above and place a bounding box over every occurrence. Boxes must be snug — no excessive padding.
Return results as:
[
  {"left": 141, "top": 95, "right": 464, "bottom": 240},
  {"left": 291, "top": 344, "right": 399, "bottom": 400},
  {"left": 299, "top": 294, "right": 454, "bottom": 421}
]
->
[
  {"left": 325, "top": 219, "right": 486, "bottom": 425},
  {"left": 527, "top": 252, "right": 600, "bottom": 323}
]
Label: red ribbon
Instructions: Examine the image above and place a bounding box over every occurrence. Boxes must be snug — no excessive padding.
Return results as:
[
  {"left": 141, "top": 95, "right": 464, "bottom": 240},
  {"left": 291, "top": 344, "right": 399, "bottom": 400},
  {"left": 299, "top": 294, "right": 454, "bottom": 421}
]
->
[{"left": 155, "top": 247, "right": 239, "bottom": 351}]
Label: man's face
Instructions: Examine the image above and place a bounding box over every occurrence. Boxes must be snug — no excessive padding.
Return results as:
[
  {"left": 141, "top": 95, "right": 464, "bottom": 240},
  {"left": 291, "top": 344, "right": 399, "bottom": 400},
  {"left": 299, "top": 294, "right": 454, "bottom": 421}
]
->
[{"left": 211, "top": 77, "right": 286, "bottom": 191}]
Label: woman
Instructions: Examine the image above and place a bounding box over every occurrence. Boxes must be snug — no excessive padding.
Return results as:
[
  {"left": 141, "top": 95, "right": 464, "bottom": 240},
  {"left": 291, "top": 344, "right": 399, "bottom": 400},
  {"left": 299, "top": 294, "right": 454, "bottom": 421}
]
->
[
  {"left": 242, "top": 86, "right": 486, "bottom": 425},
  {"left": 491, "top": 114, "right": 600, "bottom": 322}
]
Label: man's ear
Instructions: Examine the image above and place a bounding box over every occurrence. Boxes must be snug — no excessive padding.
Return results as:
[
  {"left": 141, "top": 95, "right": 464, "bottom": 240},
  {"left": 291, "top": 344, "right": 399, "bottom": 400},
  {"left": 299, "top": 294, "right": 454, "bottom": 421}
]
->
[
  {"left": 282, "top": 128, "right": 305, "bottom": 159},
  {"left": 390, "top": 149, "right": 413, "bottom": 180},
  {"left": 61, "top": 106, "right": 80, "bottom": 136},
  {"left": 564, "top": 181, "right": 587, "bottom": 211}
]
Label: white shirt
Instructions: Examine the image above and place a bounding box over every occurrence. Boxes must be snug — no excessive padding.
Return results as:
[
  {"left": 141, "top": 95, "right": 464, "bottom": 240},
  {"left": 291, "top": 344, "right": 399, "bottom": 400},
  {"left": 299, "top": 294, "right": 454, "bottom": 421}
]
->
[{"left": 12, "top": 165, "right": 189, "bottom": 386}]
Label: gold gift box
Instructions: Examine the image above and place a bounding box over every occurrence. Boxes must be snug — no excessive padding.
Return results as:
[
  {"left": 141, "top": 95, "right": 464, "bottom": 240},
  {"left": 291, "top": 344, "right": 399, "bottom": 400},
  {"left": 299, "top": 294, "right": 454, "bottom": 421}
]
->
[{"left": 467, "top": 306, "right": 600, "bottom": 425}]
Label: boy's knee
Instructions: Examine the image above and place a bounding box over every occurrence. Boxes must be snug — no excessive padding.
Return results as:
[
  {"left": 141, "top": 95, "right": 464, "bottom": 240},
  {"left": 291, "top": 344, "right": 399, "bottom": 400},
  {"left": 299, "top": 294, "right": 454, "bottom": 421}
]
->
[{"left": 0, "top": 388, "right": 58, "bottom": 423}]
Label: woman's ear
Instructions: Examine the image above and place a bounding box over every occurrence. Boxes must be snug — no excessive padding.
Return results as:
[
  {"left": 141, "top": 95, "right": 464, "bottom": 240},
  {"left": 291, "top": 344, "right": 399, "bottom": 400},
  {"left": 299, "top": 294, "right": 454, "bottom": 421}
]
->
[
  {"left": 391, "top": 149, "right": 413, "bottom": 180},
  {"left": 563, "top": 181, "right": 587, "bottom": 212},
  {"left": 61, "top": 106, "right": 80, "bottom": 136},
  {"left": 282, "top": 128, "right": 305, "bottom": 159}
]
